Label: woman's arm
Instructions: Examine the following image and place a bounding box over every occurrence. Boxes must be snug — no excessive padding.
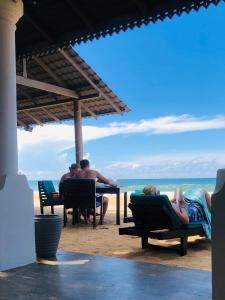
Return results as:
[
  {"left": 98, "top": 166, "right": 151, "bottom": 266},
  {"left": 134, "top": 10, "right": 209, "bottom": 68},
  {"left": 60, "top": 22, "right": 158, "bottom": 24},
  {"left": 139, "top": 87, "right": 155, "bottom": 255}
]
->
[
  {"left": 172, "top": 197, "right": 189, "bottom": 224},
  {"left": 172, "top": 205, "right": 189, "bottom": 224}
]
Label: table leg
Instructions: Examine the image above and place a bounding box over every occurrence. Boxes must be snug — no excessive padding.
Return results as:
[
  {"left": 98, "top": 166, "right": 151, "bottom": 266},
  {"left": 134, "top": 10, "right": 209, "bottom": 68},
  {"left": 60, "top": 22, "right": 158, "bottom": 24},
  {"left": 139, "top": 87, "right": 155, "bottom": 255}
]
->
[
  {"left": 72, "top": 208, "right": 79, "bottom": 225},
  {"left": 116, "top": 192, "right": 120, "bottom": 225},
  {"left": 124, "top": 191, "right": 128, "bottom": 219}
]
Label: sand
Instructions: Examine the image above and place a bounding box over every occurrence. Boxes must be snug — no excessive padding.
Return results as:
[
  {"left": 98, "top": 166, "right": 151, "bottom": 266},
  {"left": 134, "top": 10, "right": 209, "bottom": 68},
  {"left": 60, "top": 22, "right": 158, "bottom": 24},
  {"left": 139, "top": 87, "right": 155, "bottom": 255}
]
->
[{"left": 34, "top": 192, "right": 211, "bottom": 271}]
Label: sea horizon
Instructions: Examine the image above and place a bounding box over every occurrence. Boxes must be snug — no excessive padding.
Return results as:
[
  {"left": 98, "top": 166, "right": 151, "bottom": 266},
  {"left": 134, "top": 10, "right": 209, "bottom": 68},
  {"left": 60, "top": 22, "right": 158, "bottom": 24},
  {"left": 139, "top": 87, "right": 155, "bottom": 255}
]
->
[{"left": 29, "top": 177, "right": 216, "bottom": 192}]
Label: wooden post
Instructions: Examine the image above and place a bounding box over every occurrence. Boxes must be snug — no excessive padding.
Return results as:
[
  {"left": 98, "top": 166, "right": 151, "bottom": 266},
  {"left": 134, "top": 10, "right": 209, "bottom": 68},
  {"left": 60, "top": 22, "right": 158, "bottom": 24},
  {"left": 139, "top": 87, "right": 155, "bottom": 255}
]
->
[{"left": 73, "top": 100, "right": 83, "bottom": 164}]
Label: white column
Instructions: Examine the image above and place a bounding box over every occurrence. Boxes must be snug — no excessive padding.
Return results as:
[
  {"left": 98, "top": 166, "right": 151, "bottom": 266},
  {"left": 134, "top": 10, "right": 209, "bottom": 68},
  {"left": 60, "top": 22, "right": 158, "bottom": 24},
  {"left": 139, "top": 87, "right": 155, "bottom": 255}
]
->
[
  {"left": 74, "top": 100, "right": 83, "bottom": 164},
  {"left": 0, "top": 0, "right": 35, "bottom": 271},
  {"left": 212, "top": 169, "right": 225, "bottom": 300},
  {"left": 0, "top": 0, "right": 23, "bottom": 176}
]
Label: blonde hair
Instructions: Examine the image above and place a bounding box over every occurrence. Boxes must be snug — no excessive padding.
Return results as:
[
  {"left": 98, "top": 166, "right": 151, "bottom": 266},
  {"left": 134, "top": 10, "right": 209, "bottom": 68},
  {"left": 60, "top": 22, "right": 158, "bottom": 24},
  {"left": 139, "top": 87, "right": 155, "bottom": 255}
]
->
[{"left": 142, "top": 185, "right": 159, "bottom": 196}]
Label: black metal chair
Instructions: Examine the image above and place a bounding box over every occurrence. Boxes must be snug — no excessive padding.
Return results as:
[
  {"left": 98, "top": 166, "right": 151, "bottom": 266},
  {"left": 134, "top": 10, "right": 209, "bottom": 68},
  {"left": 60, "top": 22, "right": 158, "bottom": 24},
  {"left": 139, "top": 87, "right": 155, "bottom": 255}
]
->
[
  {"left": 61, "top": 178, "right": 103, "bottom": 228},
  {"left": 38, "top": 180, "right": 64, "bottom": 214}
]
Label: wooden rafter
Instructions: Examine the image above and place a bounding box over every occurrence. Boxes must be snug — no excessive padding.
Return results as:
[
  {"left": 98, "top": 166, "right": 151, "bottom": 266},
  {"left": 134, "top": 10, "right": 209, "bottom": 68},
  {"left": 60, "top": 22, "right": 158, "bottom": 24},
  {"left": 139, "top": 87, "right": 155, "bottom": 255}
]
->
[
  {"left": 58, "top": 49, "right": 122, "bottom": 115},
  {"left": 80, "top": 102, "right": 97, "bottom": 118},
  {"left": 34, "top": 56, "right": 99, "bottom": 118},
  {"left": 17, "top": 93, "right": 99, "bottom": 112},
  {"left": 23, "top": 58, "right": 28, "bottom": 78},
  {"left": 23, "top": 111, "right": 43, "bottom": 126},
  {"left": 33, "top": 56, "right": 97, "bottom": 115},
  {"left": 65, "top": 0, "right": 94, "bottom": 31},
  {"left": 18, "top": 88, "right": 37, "bottom": 105},
  {"left": 41, "top": 107, "right": 61, "bottom": 123},
  {"left": 16, "top": 75, "right": 79, "bottom": 99},
  {"left": 62, "top": 104, "right": 74, "bottom": 117},
  {"left": 34, "top": 57, "right": 66, "bottom": 87}
]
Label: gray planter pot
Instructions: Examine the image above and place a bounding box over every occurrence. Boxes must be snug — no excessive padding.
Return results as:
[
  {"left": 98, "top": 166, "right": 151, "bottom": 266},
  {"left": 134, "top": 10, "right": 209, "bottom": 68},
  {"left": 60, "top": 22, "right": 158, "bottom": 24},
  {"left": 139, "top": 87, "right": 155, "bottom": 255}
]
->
[{"left": 34, "top": 215, "right": 63, "bottom": 259}]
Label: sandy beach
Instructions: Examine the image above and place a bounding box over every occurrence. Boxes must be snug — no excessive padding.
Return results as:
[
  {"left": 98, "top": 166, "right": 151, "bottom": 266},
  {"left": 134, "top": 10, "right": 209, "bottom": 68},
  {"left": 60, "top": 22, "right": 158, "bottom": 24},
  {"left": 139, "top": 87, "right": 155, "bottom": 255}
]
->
[{"left": 34, "top": 191, "right": 211, "bottom": 271}]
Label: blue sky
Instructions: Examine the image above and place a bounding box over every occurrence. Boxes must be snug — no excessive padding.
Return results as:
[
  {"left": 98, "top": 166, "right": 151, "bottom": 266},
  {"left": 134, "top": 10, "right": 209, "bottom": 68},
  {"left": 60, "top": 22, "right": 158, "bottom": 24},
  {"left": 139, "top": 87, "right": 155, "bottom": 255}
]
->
[{"left": 18, "top": 2, "right": 225, "bottom": 180}]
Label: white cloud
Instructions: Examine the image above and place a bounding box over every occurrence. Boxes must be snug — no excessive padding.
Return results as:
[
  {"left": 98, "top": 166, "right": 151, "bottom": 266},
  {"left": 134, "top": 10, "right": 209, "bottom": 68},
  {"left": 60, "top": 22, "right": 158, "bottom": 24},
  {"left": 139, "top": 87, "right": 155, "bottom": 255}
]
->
[
  {"left": 17, "top": 114, "right": 225, "bottom": 152},
  {"left": 17, "top": 114, "right": 225, "bottom": 179},
  {"left": 83, "top": 152, "right": 91, "bottom": 160},
  {"left": 105, "top": 162, "right": 142, "bottom": 169},
  {"left": 102, "top": 151, "right": 225, "bottom": 179}
]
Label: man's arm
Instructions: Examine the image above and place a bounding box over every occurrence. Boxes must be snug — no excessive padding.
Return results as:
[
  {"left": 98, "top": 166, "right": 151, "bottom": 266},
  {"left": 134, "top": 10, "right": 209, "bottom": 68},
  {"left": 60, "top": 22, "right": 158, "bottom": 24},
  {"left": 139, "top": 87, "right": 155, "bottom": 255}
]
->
[
  {"left": 60, "top": 174, "right": 66, "bottom": 183},
  {"left": 96, "top": 171, "right": 116, "bottom": 186},
  {"left": 60, "top": 173, "right": 70, "bottom": 183}
]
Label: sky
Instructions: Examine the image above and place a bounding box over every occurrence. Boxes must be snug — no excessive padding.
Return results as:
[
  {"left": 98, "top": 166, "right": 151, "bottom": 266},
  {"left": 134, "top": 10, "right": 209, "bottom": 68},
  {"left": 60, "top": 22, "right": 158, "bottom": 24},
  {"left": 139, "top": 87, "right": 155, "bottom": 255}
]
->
[{"left": 18, "top": 2, "right": 225, "bottom": 180}]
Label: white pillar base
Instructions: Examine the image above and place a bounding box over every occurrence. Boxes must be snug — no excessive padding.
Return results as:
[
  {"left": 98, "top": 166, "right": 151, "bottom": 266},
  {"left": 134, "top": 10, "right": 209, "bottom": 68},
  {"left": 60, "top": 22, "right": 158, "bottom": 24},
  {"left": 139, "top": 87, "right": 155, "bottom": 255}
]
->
[{"left": 0, "top": 175, "right": 35, "bottom": 271}]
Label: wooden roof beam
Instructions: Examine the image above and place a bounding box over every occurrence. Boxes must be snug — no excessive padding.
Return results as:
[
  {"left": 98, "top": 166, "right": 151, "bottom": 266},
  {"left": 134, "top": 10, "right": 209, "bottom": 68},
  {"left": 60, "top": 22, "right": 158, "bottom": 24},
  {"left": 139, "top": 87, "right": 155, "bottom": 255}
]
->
[
  {"left": 58, "top": 49, "right": 123, "bottom": 115},
  {"left": 16, "top": 75, "right": 79, "bottom": 99},
  {"left": 34, "top": 56, "right": 81, "bottom": 100},
  {"left": 41, "top": 107, "right": 61, "bottom": 123},
  {"left": 18, "top": 87, "right": 38, "bottom": 106},
  {"left": 17, "top": 94, "right": 100, "bottom": 112},
  {"left": 65, "top": 0, "right": 94, "bottom": 31},
  {"left": 34, "top": 57, "right": 66, "bottom": 87},
  {"left": 80, "top": 102, "right": 97, "bottom": 119},
  {"left": 62, "top": 104, "right": 74, "bottom": 117},
  {"left": 23, "top": 58, "right": 28, "bottom": 78},
  {"left": 23, "top": 111, "right": 43, "bottom": 126}
]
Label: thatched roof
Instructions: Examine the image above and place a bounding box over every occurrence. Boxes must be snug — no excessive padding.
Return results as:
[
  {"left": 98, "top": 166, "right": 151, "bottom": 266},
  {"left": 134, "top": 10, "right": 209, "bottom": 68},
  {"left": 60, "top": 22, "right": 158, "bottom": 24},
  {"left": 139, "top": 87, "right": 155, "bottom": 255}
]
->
[
  {"left": 16, "top": 0, "right": 222, "bottom": 59},
  {"left": 16, "top": 48, "right": 129, "bottom": 127}
]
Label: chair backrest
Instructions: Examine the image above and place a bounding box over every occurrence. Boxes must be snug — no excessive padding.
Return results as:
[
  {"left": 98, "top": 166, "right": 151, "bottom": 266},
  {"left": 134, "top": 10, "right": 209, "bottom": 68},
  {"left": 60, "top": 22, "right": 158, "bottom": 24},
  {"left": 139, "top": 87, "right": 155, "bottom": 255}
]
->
[
  {"left": 61, "top": 178, "right": 96, "bottom": 209},
  {"left": 38, "top": 180, "right": 56, "bottom": 204},
  {"left": 39, "top": 180, "right": 56, "bottom": 194},
  {"left": 129, "top": 194, "right": 183, "bottom": 230}
]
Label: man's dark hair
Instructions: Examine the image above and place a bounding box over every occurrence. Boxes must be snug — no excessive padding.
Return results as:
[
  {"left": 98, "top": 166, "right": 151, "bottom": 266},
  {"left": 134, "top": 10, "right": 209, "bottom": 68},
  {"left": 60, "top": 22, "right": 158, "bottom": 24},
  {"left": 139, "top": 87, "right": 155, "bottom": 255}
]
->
[
  {"left": 69, "top": 163, "right": 79, "bottom": 170},
  {"left": 80, "top": 159, "right": 90, "bottom": 169}
]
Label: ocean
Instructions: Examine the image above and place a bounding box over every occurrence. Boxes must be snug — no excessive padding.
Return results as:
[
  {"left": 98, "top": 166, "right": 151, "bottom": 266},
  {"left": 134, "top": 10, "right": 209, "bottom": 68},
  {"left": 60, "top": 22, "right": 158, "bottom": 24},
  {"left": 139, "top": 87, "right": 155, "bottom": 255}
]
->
[{"left": 29, "top": 178, "right": 216, "bottom": 193}]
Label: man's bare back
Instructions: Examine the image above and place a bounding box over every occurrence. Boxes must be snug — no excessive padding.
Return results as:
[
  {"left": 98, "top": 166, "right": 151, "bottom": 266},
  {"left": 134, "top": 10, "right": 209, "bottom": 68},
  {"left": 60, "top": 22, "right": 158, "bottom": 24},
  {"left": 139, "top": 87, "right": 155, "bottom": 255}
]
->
[
  {"left": 77, "top": 159, "right": 116, "bottom": 221},
  {"left": 77, "top": 169, "right": 110, "bottom": 185},
  {"left": 77, "top": 159, "right": 116, "bottom": 187}
]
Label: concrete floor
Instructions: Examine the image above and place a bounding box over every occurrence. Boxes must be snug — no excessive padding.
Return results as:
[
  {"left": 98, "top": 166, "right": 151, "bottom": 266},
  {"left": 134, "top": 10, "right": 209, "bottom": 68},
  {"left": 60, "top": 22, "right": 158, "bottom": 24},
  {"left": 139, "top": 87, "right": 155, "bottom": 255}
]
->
[{"left": 0, "top": 252, "right": 211, "bottom": 300}]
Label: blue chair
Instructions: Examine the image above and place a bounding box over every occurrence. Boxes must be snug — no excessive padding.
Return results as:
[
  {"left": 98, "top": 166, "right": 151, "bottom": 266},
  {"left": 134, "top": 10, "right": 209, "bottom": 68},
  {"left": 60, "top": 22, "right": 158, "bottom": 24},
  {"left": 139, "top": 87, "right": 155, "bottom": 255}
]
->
[{"left": 38, "top": 180, "right": 64, "bottom": 214}]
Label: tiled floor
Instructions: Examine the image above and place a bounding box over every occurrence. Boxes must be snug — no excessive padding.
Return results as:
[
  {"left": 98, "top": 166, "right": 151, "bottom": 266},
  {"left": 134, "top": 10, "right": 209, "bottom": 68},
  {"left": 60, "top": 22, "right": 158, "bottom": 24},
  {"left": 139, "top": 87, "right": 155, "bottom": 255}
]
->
[{"left": 0, "top": 252, "right": 211, "bottom": 300}]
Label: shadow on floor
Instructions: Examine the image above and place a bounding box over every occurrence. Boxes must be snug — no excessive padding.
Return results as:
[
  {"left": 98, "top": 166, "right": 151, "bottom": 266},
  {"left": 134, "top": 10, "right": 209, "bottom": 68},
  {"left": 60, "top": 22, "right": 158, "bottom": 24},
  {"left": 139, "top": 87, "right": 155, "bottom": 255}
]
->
[{"left": 0, "top": 251, "right": 211, "bottom": 300}]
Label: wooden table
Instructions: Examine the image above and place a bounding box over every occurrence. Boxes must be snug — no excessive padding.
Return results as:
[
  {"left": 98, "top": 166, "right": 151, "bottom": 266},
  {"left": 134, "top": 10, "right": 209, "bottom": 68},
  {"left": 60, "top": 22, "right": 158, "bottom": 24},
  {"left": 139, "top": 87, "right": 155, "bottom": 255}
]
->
[{"left": 96, "top": 186, "right": 122, "bottom": 225}]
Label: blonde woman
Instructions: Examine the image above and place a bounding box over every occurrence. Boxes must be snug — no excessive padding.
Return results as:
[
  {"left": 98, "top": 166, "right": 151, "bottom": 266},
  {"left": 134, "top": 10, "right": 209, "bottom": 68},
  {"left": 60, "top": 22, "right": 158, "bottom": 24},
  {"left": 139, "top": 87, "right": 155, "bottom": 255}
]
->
[{"left": 142, "top": 185, "right": 211, "bottom": 238}]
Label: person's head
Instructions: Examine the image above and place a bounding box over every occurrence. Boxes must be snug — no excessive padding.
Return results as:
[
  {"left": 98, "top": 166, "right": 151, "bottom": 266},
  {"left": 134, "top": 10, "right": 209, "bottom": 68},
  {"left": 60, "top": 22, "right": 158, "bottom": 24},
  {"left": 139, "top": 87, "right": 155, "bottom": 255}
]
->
[
  {"left": 69, "top": 163, "right": 79, "bottom": 175},
  {"left": 142, "top": 185, "right": 160, "bottom": 196},
  {"left": 80, "top": 159, "right": 90, "bottom": 170}
]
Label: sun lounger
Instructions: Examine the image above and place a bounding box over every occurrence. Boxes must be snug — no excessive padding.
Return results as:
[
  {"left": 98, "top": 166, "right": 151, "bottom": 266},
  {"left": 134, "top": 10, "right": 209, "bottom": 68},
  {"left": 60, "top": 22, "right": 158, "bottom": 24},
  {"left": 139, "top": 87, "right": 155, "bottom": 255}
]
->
[
  {"left": 119, "top": 194, "right": 205, "bottom": 255},
  {"left": 38, "top": 180, "right": 64, "bottom": 214}
]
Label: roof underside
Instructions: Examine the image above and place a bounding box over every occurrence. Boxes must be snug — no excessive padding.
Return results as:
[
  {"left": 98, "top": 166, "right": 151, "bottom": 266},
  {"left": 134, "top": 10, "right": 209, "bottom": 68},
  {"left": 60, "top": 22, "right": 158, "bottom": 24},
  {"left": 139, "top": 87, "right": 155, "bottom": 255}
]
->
[
  {"left": 17, "top": 0, "right": 223, "bottom": 59},
  {"left": 16, "top": 48, "right": 129, "bottom": 127}
]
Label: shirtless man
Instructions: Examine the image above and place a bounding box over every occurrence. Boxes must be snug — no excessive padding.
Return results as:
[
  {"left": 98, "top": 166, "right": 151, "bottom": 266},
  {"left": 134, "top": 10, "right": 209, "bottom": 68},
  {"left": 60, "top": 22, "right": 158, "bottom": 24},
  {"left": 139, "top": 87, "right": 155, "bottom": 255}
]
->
[
  {"left": 60, "top": 163, "right": 80, "bottom": 183},
  {"left": 77, "top": 159, "right": 116, "bottom": 220}
]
